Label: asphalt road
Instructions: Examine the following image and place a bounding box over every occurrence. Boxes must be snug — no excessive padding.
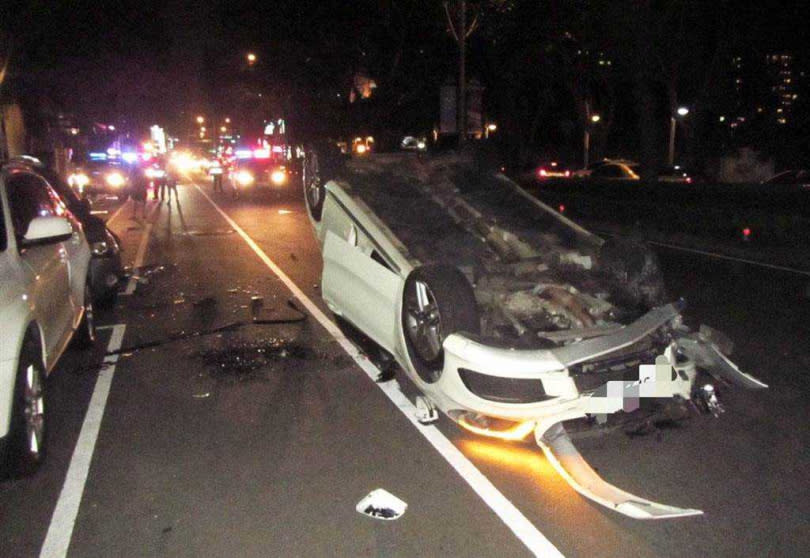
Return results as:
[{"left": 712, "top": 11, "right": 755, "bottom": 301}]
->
[{"left": 1, "top": 176, "right": 807, "bottom": 557}]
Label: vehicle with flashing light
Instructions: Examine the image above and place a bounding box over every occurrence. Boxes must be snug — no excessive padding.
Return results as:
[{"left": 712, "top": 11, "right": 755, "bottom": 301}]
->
[
  {"left": 302, "top": 145, "right": 767, "bottom": 520},
  {"left": 0, "top": 159, "right": 97, "bottom": 478},
  {"left": 68, "top": 155, "right": 130, "bottom": 200},
  {"left": 227, "top": 149, "right": 290, "bottom": 199}
]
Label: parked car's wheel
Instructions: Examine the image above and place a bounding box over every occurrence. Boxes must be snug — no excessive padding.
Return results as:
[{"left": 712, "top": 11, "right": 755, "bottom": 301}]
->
[
  {"left": 72, "top": 283, "right": 97, "bottom": 349},
  {"left": 303, "top": 141, "right": 343, "bottom": 222},
  {"left": 3, "top": 331, "right": 47, "bottom": 477},
  {"left": 402, "top": 264, "right": 480, "bottom": 383}
]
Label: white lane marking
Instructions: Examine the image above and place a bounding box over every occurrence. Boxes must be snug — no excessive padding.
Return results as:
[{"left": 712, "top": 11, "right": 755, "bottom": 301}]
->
[
  {"left": 195, "top": 185, "right": 564, "bottom": 557},
  {"left": 647, "top": 240, "right": 810, "bottom": 277},
  {"left": 122, "top": 203, "right": 160, "bottom": 295},
  {"left": 104, "top": 199, "right": 128, "bottom": 227},
  {"left": 40, "top": 324, "right": 127, "bottom": 558}
]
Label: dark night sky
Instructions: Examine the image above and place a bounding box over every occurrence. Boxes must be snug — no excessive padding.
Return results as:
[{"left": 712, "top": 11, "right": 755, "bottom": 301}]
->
[{"left": 1, "top": 1, "right": 809, "bottom": 143}]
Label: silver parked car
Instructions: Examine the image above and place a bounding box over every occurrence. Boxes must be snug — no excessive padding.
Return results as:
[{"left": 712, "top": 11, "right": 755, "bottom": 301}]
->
[{"left": 0, "top": 160, "right": 96, "bottom": 477}]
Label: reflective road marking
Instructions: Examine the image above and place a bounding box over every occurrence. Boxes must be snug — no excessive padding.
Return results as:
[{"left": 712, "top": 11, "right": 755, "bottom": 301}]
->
[
  {"left": 40, "top": 324, "right": 127, "bottom": 558},
  {"left": 196, "top": 185, "right": 564, "bottom": 557}
]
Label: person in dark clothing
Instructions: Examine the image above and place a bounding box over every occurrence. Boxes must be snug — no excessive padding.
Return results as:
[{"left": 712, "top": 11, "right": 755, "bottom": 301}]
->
[
  {"left": 161, "top": 169, "right": 179, "bottom": 202},
  {"left": 130, "top": 167, "right": 149, "bottom": 218}
]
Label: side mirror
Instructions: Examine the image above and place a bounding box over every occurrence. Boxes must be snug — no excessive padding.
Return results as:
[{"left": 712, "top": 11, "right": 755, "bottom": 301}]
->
[{"left": 22, "top": 216, "right": 73, "bottom": 246}]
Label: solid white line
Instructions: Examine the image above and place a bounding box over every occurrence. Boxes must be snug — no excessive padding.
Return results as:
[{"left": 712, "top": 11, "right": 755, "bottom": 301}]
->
[
  {"left": 40, "top": 324, "right": 127, "bottom": 558},
  {"left": 195, "top": 185, "right": 564, "bottom": 557},
  {"left": 122, "top": 203, "right": 159, "bottom": 295},
  {"left": 104, "top": 199, "right": 128, "bottom": 227},
  {"left": 646, "top": 240, "right": 810, "bottom": 277}
]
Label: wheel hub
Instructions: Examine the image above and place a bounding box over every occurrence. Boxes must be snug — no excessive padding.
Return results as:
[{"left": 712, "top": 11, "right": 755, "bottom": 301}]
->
[{"left": 23, "top": 364, "right": 44, "bottom": 456}]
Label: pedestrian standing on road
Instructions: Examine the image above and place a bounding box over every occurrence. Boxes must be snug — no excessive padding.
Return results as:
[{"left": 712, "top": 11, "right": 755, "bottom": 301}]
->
[
  {"left": 130, "top": 167, "right": 149, "bottom": 219},
  {"left": 161, "top": 169, "right": 179, "bottom": 202},
  {"left": 211, "top": 157, "right": 225, "bottom": 193}
]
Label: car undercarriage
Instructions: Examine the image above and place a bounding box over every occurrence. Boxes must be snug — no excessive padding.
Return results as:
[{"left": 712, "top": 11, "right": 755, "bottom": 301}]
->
[{"left": 306, "top": 148, "right": 767, "bottom": 518}]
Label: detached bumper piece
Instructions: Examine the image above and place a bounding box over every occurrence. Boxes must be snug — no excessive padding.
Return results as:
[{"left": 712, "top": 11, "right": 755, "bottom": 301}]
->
[{"left": 537, "top": 423, "right": 703, "bottom": 520}]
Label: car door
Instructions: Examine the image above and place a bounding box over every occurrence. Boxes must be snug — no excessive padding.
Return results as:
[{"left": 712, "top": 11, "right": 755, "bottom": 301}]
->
[
  {"left": 5, "top": 172, "right": 74, "bottom": 364},
  {"left": 320, "top": 197, "right": 403, "bottom": 353}
]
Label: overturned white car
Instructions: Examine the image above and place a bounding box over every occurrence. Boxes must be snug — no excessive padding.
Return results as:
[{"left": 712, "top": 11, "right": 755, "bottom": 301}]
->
[{"left": 303, "top": 147, "right": 766, "bottom": 519}]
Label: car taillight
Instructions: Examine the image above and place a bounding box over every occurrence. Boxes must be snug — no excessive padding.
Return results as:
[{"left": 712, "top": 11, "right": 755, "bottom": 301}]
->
[
  {"left": 564, "top": 170, "right": 571, "bottom": 177},
  {"left": 539, "top": 169, "right": 548, "bottom": 177},
  {"left": 686, "top": 177, "right": 693, "bottom": 184},
  {"left": 742, "top": 227, "right": 751, "bottom": 240},
  {"left": 559, "top": 204, "right": 565, "bottom": 213}
]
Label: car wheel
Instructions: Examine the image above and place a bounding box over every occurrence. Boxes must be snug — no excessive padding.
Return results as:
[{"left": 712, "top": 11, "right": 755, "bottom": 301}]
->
[
  {"left": 303, "top": 141, "right": 343, "bottom": 222},
  {"left": 402, "top": 265, "right": 480, "bottom": 383},
  {"left": 73, "top": 283, "right": 97, "bottom": 349},
  {"left": 3, "top": 332, "right": 47, "bottom": 477}
]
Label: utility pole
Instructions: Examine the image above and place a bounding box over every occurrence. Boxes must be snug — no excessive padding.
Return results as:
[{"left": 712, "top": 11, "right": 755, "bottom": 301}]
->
[{"left": 445, "top": 1, "right": 479, "bottom": 145}]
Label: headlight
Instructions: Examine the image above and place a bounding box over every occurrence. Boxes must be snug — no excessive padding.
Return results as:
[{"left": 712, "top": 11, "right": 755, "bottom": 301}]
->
[
  {"left": 69, "top": 173, "right": 90, "bottom": 187},
  {"left": 235, "top": 170, "right": 254, "bottom": 186},
  {"left": 355, "top": 144, "right": 367, "bottom": 155},
  {"left": 106, "top": 172, "right": 125, "bottom": 187},
  {"left": 270, "top": 169, "right": 287, "bottom": 185},
  {"left": 91, "top": 241, "right": 109, "bottom": 256}
]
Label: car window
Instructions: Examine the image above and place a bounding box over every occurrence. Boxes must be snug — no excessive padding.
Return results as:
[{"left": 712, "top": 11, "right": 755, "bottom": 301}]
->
[{"left": 6, "top": 173, "right": 65, "bottom": 240}]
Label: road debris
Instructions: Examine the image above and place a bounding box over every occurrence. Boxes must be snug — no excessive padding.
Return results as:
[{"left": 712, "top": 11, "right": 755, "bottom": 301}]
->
[
  {"left": 197, "top": 338, "right": 314, "bottom": 380},
  {"left": 356, "top": 489, "right": 407, "bottom": 521},
  {"left": 104, "top": 299, "right": 308, "bottom": 357}
]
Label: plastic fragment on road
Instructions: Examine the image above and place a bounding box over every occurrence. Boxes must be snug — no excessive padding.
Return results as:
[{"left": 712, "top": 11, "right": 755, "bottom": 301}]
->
[{"left": 356, "top": 489, "right": 407, "bottom": 521}]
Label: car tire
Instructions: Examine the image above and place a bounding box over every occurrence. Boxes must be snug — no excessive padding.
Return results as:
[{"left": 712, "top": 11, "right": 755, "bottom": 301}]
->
[
  {"left": 72, "top": 283, "right": 97, "bottom": 349},
  {"left": 303, "top": 141, "right": 343, "bottom": 222},
  {"left": 402, "top": 264, "right": 480, "bottom": 383},
  {"left": 3, "top": 331, "right": 47, "bottom": 478}
]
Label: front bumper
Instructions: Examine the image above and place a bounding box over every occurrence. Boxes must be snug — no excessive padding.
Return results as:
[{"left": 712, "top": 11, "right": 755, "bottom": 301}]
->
[{"left": 433, "top": 303, "right": 700, "bottom": 426}]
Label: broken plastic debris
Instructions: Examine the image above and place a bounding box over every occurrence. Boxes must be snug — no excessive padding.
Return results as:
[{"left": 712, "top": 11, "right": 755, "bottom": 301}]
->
[{"left": 356, "top": 489, "right": 407, "bottom": 521}]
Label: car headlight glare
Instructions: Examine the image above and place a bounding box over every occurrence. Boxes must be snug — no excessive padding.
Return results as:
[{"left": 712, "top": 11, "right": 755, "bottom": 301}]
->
[
  {"left": 270, "top": 169, "right": 287, "bottom": 185},
  {"left": 69, "top": 173, "right": 90, "bottom": 187},
  {"left": 236, "top": 170, "right": 255, "bottom": 186},
  {"left": 106, "top": 172, "right": 125, "bottom": 187}
]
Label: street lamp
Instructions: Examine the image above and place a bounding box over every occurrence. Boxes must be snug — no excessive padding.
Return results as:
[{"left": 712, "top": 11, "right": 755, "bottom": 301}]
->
[
  {"left": 668, "top": 106, "right": 689, "bottom": 166},
  {"left": 220, "top": 126, "right": 227, "bottom": 133},
  {"left": 584, "top": 113, "right": 601, "bottom": 168},
  {"left": 247, "top": 52, "right": 257, "bottom": 65},
  {"left": 225, "top": 117, "right": 231, "bottom": 124},
  {"left": 196, "top": 116, "right": 205, "bottom": 124}
]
